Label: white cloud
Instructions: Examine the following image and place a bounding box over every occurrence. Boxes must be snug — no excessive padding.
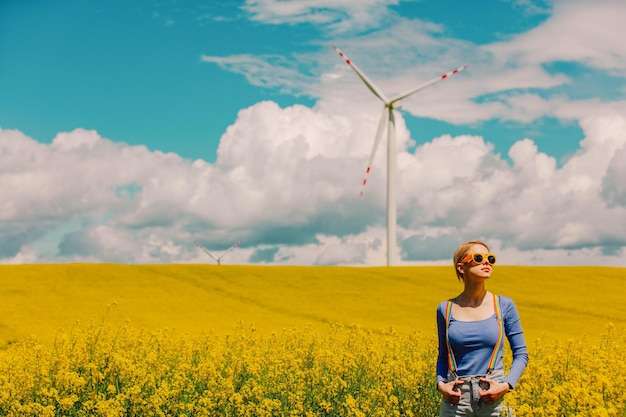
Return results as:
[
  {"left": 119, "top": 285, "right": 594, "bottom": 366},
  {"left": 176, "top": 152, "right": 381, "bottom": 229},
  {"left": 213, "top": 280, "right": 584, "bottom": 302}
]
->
[
  {"left": 602, "top": 145, "right": 626, "bottom": 208},
  {"left": 242, "top": 0, "right": 400, "bottom": 33},
  {"left": 504, "top": 0, "right": 553, "bottom": 15},
  {"left": 396, "top": 114, "right": 626, "bottom": 256},
  {"left": 1, "top": 108, "right": 625, "bottom": 265},
  {"left": 200, "top": 54, "right": 313, "bottom": 96},
  {"left": 313, "top": 235, "right": 370, "bottom": 266},
  {"left": 203, "top": 0, "right": 626, "bottom": 130},
  {"left": 454, "top": 0, "right": 626, "bottom": 124},
  {"left": 489, "top": 0, "right": 626, "bottom": 74}
]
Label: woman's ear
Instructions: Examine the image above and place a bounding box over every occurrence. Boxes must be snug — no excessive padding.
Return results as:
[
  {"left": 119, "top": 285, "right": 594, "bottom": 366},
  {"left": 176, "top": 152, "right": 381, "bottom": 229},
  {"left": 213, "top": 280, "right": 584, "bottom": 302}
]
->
[{"left": 456, "top": 262, "right": 465, "bottom": 280}]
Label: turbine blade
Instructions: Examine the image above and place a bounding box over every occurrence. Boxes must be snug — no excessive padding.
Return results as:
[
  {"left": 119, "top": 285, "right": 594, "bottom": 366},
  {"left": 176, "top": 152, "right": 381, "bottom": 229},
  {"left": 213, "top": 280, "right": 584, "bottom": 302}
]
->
[
  {"left": 217, "top": 241, "right": 241, "bottom": 260},
  {"left": 360, "top": 108, "right": 389, "bottom": 197},
  {"left": 195, "top": 241, "right": 218, "bottom": 261},
  {"left": 333, "top": 46, "right": 390, "bottom": 103},
  {"left": 390, "top": 65, "right": 468, "bottom": 105}
]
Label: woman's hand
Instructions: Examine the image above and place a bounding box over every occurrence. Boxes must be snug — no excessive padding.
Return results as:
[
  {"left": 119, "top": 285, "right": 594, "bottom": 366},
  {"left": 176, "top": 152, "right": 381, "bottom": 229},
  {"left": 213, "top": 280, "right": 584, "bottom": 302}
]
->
[
  {"left": 478, "top": 378, "right": 510, "bottom": 404},
  {"left": 437, "top": 380, "right": 464, "bottom": 405}
]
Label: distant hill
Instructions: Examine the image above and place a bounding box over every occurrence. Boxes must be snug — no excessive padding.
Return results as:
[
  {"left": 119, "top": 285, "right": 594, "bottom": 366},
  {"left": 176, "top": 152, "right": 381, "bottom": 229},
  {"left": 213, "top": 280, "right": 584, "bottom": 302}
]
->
[{"left": 0, "top": 264, "right": 623, "bottom": 347}]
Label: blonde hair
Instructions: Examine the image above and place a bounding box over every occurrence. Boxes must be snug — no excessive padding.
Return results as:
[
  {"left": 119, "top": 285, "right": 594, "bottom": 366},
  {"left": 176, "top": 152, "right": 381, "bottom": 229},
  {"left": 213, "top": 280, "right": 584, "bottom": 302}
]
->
[{"left": 453, "top": 240, "right": 490, "bottom": 281}]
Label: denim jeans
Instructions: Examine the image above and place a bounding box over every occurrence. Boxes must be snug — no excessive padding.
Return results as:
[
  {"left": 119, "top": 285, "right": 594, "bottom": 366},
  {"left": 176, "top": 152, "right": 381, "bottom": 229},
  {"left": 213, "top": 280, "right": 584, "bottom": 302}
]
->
[{"left": 439, "top": 369, "right": 513, "bottom": 417}]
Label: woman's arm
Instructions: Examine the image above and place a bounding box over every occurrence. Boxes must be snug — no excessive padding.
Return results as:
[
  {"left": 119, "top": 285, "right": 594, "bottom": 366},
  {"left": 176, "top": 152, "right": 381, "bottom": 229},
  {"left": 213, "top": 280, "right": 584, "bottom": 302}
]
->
[
  {"left": 501, "top": 297, "right": 529, "bottom": 388},
  {"left": 436, "top": 303, "right": 450, "bottom": 384}
]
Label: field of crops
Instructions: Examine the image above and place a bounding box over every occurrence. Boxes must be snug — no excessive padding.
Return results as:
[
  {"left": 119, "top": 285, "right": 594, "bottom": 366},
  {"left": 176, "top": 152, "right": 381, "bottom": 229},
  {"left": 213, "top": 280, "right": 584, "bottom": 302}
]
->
[{"left": 0, "top": 264, "right": 624, "bottom": 416}]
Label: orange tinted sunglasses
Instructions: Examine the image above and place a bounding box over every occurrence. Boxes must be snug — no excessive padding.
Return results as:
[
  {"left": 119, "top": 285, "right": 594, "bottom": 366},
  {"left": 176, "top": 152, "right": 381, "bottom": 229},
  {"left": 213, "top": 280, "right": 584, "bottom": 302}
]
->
[{"left": 461, "top": 252, "right": 496, "bottom": 265}]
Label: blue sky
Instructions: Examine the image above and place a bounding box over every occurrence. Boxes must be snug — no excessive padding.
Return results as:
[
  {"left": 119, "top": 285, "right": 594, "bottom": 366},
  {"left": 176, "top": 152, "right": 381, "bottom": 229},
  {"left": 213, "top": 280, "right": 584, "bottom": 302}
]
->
[{"left": 1, "top": 0, "right": 625, "bottom": 266}]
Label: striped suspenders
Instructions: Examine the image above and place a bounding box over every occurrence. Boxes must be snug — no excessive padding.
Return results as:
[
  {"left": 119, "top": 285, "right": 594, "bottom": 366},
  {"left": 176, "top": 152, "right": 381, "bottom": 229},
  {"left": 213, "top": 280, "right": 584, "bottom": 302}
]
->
[{"left": 445, "top": 293, "right": 504, "bottom": 376}]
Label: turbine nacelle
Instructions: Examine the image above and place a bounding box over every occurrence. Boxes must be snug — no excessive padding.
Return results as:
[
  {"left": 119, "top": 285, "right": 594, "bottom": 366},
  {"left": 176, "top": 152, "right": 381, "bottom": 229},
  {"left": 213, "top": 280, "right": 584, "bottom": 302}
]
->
[{"left": 333, "top": 46, "right": 468, "bottom": 266}]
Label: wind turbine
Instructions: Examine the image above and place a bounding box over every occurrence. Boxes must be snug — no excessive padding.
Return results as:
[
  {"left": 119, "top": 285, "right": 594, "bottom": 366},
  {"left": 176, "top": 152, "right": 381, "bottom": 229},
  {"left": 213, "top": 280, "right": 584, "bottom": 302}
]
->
[
  {"left": 195, "top": 241, "right": 240, "bottom": 265},
  {"left": 333, "top": 46, "right": 468, "bottom": 266}
]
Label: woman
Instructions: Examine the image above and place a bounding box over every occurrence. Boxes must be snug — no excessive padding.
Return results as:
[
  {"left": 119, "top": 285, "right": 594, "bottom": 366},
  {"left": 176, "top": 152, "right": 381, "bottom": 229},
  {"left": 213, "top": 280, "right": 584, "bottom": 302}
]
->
[{"left": 436, "top": 240, "right": 528, "bottom": 417}]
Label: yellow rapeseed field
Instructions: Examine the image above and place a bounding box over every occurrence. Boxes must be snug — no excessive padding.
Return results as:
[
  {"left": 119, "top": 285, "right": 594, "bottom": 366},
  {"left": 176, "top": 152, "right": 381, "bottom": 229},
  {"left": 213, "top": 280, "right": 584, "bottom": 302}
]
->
[{"left": 0, "top": 264, "right": 624, "bottom": 416}]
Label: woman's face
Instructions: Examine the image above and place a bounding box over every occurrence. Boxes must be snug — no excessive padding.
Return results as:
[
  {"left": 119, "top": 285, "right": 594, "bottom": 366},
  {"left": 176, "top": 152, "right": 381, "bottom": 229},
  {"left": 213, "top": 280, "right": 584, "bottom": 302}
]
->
[{"left": 457, "top": 243, "right": 493, "bottom": 281}]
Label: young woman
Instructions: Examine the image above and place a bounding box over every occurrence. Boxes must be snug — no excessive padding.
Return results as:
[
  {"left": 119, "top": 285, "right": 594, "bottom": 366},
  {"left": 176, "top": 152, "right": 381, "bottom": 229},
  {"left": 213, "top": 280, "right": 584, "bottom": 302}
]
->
[{"left": 436, "top": 240, "right": 528, "bottom": 417}]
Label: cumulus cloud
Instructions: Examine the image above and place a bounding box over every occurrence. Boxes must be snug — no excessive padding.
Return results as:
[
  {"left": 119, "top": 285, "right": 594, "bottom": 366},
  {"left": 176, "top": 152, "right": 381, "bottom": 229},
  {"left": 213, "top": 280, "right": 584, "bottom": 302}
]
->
[
  {"left": 397, "top": 113, "right": 626, "bottom": 260},
  {"left": 0, "top": 100, "right": 387, "bottom": 264},
  {"left": 602, "top": 145, "right": 626, "bottom": 207},
  {"left": 1, "top": 106, "right": 625, "bottom": 265}
]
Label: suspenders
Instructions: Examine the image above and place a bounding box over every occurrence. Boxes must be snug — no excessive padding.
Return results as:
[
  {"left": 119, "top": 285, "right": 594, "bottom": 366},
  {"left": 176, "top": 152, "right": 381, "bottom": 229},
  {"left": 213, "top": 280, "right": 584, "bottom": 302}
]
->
[{"left": 445, "top": 293, "right": 504, "bottom": 377}]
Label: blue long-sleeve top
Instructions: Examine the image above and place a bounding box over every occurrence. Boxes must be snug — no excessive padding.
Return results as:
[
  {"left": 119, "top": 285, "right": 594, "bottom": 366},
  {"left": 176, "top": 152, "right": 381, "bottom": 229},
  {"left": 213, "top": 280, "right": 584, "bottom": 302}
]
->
[{"left": 436, "top": 295, "right": 529, "bottom": 388}]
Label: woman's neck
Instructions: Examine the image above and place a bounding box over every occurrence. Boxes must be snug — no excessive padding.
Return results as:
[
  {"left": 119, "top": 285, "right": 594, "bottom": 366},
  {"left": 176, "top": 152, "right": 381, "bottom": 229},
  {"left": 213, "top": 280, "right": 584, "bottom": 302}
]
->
[{"left": 458, "top": 283, "right": 488, "bottom": 307}]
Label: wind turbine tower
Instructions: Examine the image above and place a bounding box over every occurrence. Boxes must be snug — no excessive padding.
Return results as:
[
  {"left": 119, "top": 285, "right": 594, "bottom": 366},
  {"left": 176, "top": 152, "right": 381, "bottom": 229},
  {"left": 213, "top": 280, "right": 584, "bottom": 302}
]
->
[{"left": 333, "top": 46, "right": 468, "bottom": 266}]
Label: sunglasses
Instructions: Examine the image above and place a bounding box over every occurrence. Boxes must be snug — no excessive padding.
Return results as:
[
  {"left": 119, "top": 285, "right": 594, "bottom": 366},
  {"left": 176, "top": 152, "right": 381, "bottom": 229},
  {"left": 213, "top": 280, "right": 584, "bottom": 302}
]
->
[{"left": 461, "top": 252, "right": 496, "bottom": 265}]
